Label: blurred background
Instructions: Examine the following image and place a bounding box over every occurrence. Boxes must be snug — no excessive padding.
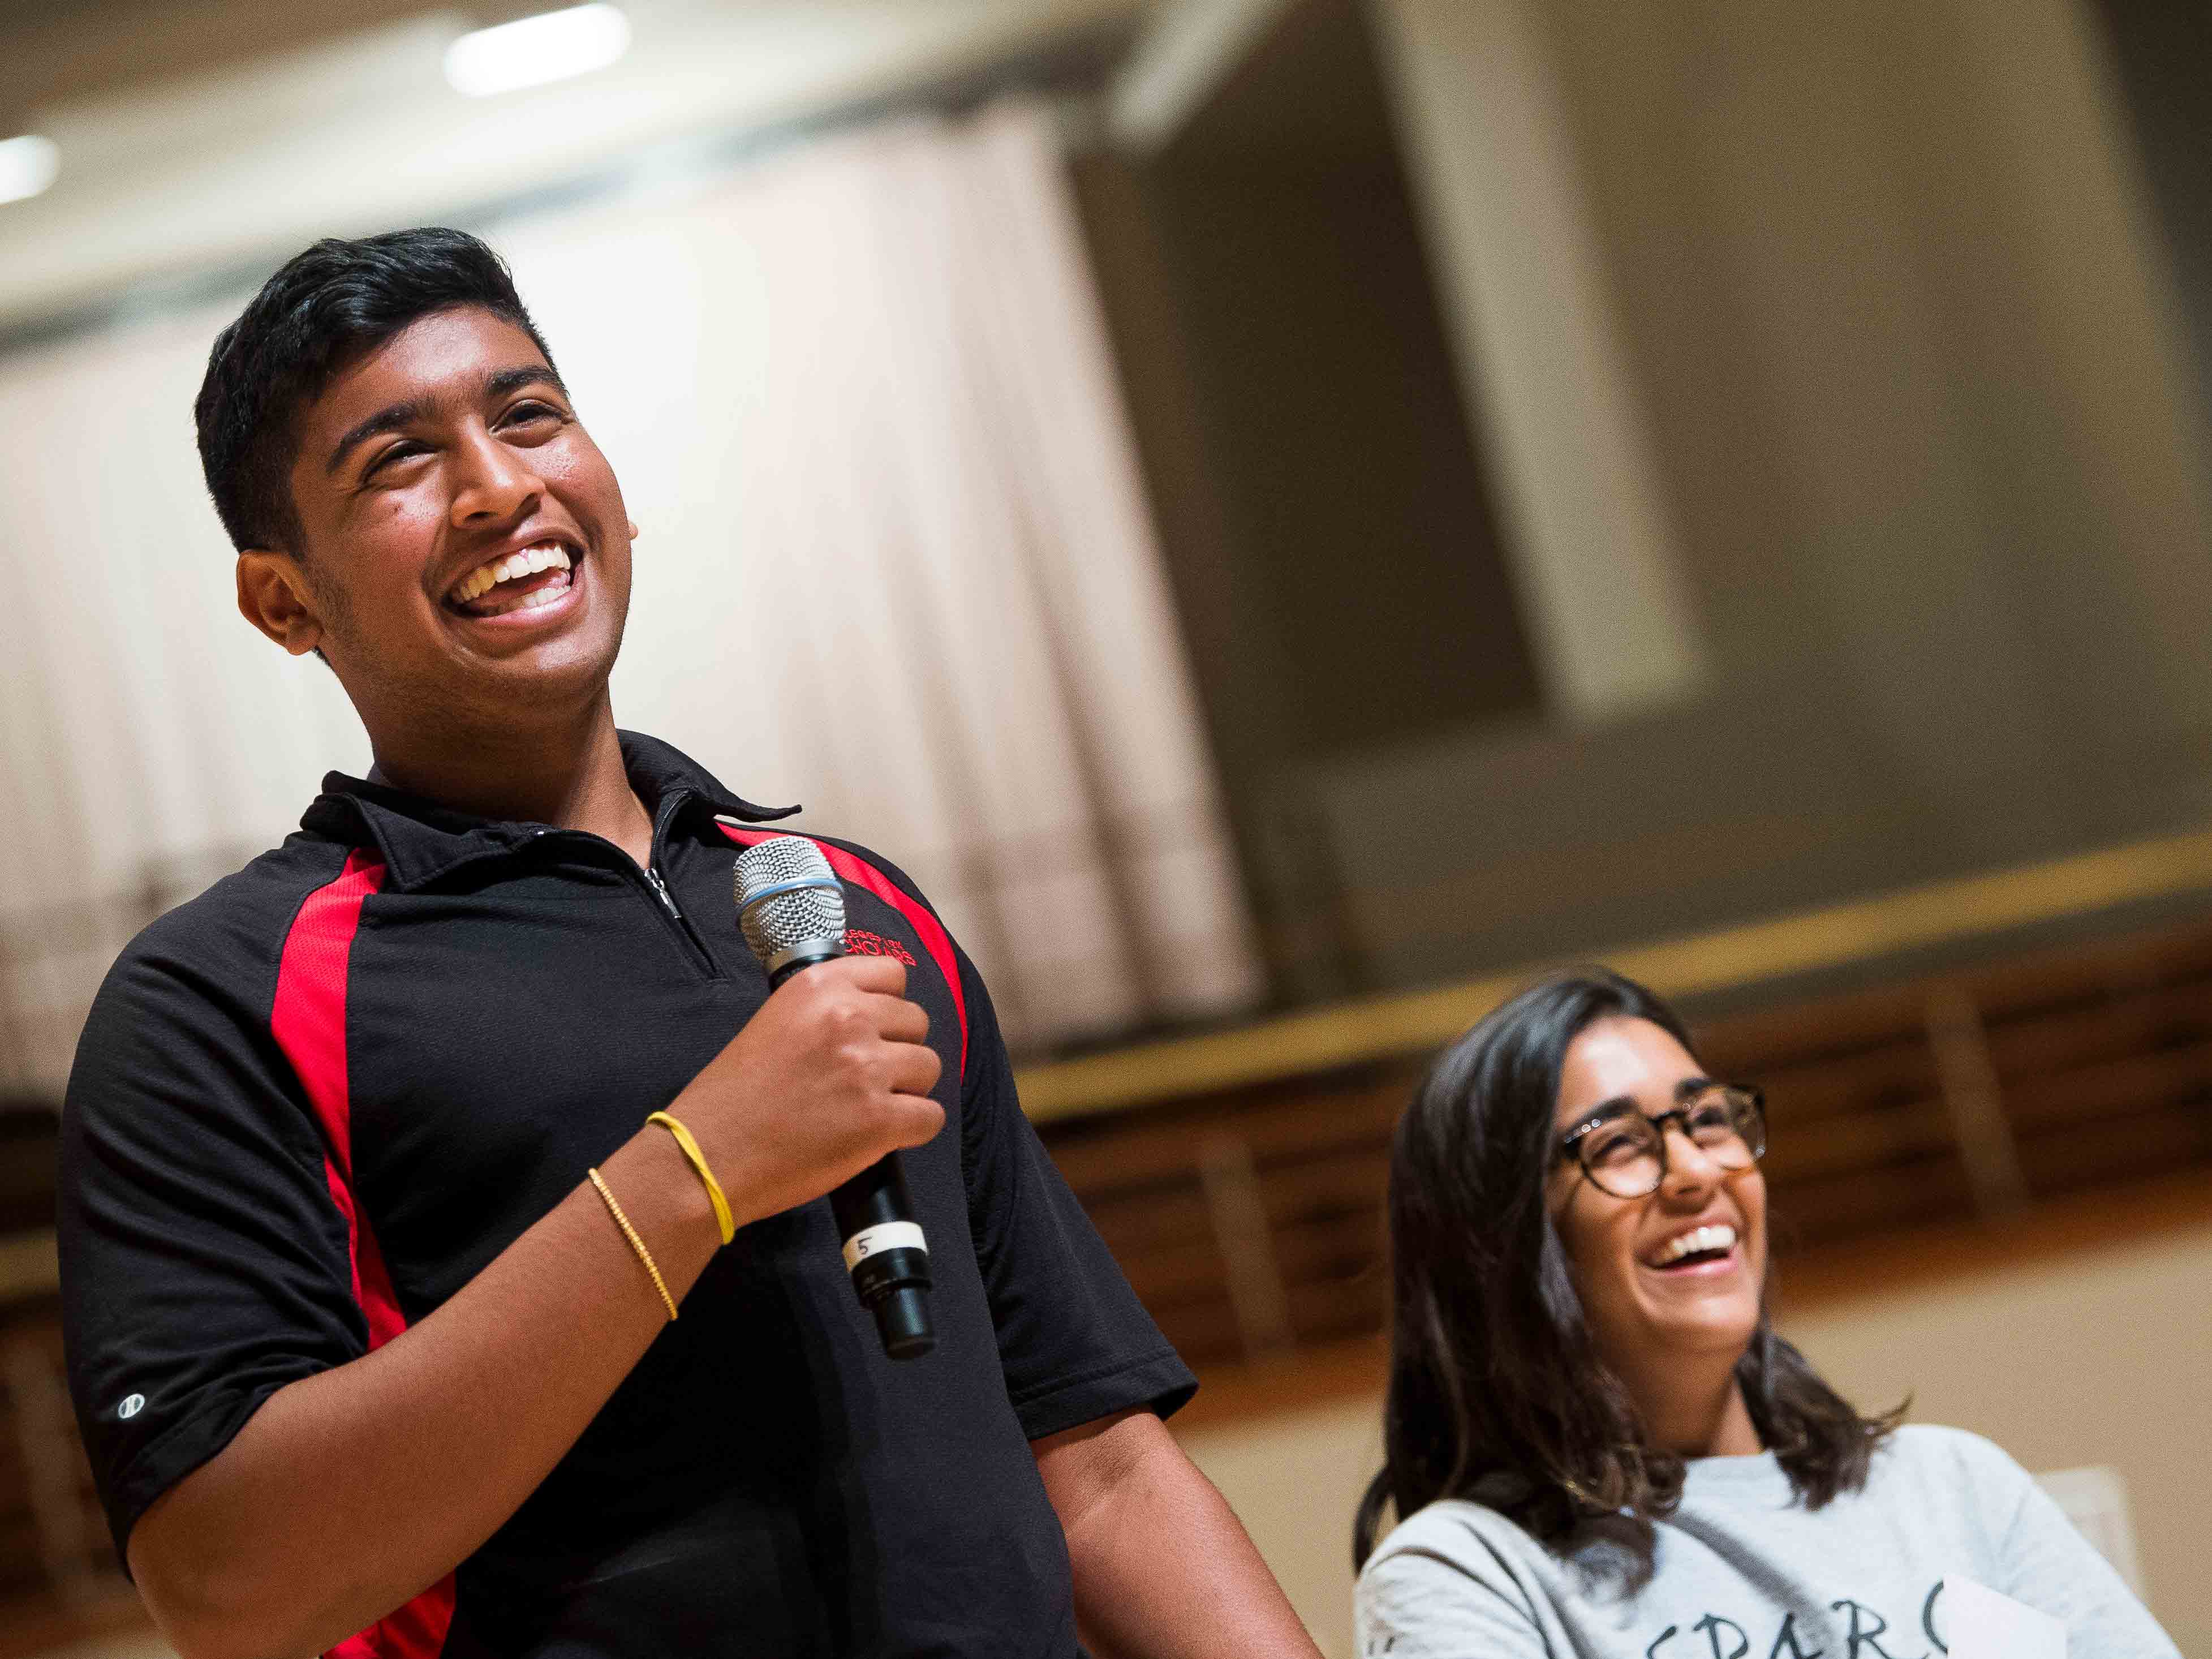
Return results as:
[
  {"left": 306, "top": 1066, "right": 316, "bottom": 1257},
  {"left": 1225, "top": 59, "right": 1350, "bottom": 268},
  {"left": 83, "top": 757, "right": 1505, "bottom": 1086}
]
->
[{"left": 2, "top": 0, "right": 2209, "bottom": 1653}]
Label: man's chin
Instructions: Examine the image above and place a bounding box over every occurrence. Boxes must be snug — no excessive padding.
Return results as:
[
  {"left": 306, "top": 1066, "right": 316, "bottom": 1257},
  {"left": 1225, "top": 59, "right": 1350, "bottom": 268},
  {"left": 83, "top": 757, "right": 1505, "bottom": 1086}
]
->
[
  {"left": 463, "top": 634, "right": 622, "bottom": 712},
  {"left": 325, "top": 628, "right": 622, "bottom": 745}
]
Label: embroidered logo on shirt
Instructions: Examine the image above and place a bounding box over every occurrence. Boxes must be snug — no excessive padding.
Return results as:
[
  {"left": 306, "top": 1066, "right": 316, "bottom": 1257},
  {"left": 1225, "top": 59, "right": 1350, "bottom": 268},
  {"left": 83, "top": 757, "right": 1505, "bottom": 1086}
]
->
[
  {"left": 845, "top": 928, "right": 917, "bottom": 966},
  {"left": 117, "top": 1393, "right": 145, "bottom": 1420}
]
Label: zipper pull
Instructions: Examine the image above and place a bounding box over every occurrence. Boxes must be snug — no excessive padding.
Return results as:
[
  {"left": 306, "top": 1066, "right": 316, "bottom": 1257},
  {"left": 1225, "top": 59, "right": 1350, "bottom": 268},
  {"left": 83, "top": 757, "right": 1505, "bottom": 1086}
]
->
[{"left": 645, "top": 865, "right": 682, "bottom": 919}]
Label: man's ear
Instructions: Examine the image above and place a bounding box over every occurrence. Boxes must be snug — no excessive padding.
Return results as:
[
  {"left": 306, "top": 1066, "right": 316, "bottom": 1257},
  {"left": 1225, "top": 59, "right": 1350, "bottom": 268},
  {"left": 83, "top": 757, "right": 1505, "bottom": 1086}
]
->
[{"left": 236, "top": 549, "right": 325, "bottom": 656}]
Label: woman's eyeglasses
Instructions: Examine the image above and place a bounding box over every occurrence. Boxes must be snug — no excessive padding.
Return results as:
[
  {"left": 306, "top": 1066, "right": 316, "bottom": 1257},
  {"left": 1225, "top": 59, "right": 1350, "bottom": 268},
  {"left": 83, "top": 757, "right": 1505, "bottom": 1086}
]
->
[{"left": 1555, "top": 1085, "right": 1768, "bottom": 1200}]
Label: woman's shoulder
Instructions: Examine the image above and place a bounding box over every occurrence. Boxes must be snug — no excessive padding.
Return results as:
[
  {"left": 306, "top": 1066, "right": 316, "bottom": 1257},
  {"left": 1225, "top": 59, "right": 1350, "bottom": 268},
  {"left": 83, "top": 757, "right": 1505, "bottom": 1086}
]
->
[
  {"left": 1858, "top": 1422, "right": 2042, "bottom": 1537},
  {"left": 1877, "top": 1422, "right": 2036, "bottom": 1490},
  {"left": 1358, "top": 1500, "right": 1557, "bottom": 1652},
  {"left": 1362, "top": 1504, "right": 1557, "bottom": 1601},
  {"left": 1361, "top": 1497, "right": 1551, "bottom": 1588}
]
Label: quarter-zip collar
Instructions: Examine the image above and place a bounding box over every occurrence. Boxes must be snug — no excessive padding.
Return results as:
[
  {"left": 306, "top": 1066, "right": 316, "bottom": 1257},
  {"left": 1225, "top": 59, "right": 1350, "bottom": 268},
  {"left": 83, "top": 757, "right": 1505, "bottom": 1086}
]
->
[{"left": 298, "top": 730, "right": 799, "bottom": 890}]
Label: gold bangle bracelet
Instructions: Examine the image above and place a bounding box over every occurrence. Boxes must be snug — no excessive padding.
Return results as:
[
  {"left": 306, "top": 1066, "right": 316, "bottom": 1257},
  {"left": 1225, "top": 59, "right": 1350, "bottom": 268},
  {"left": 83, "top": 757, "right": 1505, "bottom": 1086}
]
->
[
  {"left": 587, "top": 1167, "right": 678, "bottom": 1322},
  {"left": 646, "top": 1111, "right": 735, "bottom": 1245}
]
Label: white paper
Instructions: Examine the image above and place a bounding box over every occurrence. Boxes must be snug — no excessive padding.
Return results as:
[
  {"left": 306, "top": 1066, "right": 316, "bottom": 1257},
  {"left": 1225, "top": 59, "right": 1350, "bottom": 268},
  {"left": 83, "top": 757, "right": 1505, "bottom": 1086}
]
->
[{"left": 1944, "top": 1577, "right": 2067, "bottom": 1659}]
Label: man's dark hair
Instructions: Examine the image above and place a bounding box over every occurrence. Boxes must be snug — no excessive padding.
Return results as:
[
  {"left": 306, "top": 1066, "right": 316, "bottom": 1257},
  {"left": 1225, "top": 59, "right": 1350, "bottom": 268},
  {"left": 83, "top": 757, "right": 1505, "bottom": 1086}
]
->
[
  {"left": 1352, "top": 969, "right": 1903, "bottom": 1576},
  {"left": 195, "top": 227, "right": 557, "bottom": 555}
]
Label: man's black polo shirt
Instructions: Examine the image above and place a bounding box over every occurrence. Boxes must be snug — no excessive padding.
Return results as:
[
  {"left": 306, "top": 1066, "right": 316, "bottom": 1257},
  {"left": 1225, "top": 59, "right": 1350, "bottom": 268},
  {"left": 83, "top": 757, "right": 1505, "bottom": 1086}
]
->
[{"left": 59, "top": 732, "right": 1193, "bottom": 1658}]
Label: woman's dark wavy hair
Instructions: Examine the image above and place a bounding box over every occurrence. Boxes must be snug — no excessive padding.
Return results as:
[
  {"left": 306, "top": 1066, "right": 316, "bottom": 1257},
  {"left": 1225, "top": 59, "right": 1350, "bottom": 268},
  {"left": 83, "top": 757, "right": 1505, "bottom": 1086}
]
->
[
  {"left": 1352, "top": 968, "right": 1900, "bottom": 1570},
  {"left": 195, "top": 227, "right": 555, "bottom": 556}
]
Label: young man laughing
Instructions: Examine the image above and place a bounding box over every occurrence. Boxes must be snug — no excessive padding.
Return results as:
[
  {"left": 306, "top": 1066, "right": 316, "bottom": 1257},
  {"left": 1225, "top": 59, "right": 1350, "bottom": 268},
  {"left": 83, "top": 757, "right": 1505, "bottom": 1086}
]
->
[{"left": 59, "top": 229, "right": 1319, "bottom": 1659}]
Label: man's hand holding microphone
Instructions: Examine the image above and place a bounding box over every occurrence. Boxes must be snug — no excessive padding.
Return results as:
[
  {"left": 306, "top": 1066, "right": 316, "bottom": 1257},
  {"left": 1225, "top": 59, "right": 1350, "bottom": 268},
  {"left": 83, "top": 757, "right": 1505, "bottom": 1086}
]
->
[
  {"left": 670, "top": 949, "right": 940, "bottom": 1233},
  {"left": 661, "top": 835, "right": 940, "bottom": 1354}
]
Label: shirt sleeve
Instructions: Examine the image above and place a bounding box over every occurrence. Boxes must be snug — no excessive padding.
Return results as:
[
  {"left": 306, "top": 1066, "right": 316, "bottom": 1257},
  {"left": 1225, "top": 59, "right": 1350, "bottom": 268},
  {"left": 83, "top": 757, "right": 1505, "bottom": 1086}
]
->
[
  {"left": 1968, "top": 1438, "right": 2183, "bottom": 1659},
  {"left": 952, "top": 940, "right": 1197, "bottom": 1440},
  {"left": 1357, "top": 1520, "right": 1553, "bottom": 1659},
  {"left": 58, "top": 909, "right": 367, "bottom": 1565}
]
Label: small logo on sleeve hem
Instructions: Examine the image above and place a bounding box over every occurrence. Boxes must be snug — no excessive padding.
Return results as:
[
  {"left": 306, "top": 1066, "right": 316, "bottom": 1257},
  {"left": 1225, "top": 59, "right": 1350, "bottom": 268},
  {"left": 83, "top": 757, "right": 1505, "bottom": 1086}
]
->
[{"left": 117, "top": 1393, "right": 145, "bottom": 1420}]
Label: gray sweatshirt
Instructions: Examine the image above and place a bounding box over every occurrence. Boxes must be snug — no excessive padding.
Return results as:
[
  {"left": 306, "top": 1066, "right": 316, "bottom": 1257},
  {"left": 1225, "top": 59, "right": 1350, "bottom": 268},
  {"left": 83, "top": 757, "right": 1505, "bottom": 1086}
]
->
[{"left": 1356, "top": 1425, "right": 2176, "bottom": 1658}]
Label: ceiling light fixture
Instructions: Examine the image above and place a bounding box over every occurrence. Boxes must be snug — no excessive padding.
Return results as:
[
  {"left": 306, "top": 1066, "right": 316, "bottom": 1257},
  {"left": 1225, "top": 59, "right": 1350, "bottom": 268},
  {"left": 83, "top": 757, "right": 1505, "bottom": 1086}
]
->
[
  {"left": 0, "top": 134, "right": 59, "bottom": 207},
  {"left": 444, "top": 3, "right": 632, "bottom": 99}
]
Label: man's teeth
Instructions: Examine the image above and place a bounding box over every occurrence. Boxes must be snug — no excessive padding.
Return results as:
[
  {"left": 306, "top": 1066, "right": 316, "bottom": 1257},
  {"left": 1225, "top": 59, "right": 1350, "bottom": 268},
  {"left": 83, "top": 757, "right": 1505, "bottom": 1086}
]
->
[
  {"left": 1651, "top": 1224, "right": 1736, "bottom": 1266},
  {"left": 449, "top": 544, "right": 573, "bottom": 605}
]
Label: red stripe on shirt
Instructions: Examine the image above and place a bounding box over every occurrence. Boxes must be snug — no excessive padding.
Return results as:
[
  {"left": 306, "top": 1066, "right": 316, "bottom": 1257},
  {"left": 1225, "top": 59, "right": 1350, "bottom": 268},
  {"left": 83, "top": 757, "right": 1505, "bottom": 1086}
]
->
[
  {"left": 717, "top": 827, "right": 969, "bottom": 1078},
  {"left": 272, "top": 848, "right": 457, "bottom": 1658}
]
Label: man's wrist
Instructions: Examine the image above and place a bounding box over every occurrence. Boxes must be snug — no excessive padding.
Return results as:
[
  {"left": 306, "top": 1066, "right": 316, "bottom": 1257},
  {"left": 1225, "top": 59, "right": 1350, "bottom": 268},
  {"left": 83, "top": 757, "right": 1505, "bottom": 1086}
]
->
[
  {"left": 647, "top": 1112, "right": 736, "bottom": 1244},
  {"left": 602, "top": 1123, "right": 727, "bottom": 1269}
]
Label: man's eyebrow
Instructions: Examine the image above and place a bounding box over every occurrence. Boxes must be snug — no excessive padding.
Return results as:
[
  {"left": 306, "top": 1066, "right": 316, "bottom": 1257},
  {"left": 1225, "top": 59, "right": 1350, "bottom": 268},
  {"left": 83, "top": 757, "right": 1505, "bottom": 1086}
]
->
[
  {"left": 485, "top": 363, "right": 567, "bottom": 401},
  {"left": 326, "top": 398, "right": 428, "bottom": 474},
  {"left": 1673, "top": 1076, "right": 1716, "bottom": 1103}
]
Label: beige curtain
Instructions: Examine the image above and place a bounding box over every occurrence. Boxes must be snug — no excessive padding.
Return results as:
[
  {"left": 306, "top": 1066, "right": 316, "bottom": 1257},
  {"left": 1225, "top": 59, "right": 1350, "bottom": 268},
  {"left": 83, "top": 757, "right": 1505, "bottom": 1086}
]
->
[{"left": 0, "top": 101, "right": 1260, "bottom": 1091}]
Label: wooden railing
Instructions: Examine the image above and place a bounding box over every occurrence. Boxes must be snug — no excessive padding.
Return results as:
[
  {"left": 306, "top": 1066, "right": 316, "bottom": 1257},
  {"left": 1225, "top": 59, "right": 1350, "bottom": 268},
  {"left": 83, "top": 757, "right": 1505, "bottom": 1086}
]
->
[{"left": 1015, "top": 821, "right": 2212, "bottom": 1119}]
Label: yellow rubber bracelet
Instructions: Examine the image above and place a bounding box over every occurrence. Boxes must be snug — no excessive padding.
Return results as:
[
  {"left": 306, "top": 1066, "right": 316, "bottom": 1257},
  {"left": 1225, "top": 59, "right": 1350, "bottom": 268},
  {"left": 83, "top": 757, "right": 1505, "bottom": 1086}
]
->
[
  {"left": 647, "top": 1111, "right": 735, "bottom": 1246},
  {"left": 588, "top": 1167, "right": 678, "bottom": 1322}
]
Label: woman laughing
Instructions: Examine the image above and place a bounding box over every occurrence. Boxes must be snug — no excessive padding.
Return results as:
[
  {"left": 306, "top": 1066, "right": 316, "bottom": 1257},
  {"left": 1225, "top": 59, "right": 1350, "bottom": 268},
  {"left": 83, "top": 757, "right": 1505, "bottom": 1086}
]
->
[{"left": 1353, "top": 969, "right": 2176, "bottom": 1658}]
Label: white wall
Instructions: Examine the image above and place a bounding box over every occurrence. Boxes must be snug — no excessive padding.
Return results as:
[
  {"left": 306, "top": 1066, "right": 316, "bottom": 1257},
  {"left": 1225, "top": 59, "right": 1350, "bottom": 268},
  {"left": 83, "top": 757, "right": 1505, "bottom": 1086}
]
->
[{"left": 1176, "top": 1217, "right": 2212, "bottom": 1658}]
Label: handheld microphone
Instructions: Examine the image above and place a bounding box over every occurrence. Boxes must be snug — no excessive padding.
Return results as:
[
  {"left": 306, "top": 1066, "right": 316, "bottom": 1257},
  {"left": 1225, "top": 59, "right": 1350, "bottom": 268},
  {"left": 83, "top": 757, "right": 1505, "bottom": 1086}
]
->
[{"left": 734, "top": 836, "right": 934, "bottom": 1360}]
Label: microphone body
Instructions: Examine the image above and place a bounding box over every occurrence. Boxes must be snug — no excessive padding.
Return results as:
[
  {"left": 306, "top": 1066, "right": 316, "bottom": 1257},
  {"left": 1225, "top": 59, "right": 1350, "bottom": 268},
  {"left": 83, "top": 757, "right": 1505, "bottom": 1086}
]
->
[{"left": 737, "top": 839, "right": 935, "bottom": 1360}]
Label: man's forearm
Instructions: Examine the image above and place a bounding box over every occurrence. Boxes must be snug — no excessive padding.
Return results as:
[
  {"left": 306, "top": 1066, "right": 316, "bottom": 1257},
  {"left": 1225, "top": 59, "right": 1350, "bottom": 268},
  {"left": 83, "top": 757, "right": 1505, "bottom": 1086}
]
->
[
  {"left": 1038, "top": 1411, "right": 1323, "bottom": 1659},
  {"left": 131, "top": 1125, "right": 720, "bottom": 1659}
]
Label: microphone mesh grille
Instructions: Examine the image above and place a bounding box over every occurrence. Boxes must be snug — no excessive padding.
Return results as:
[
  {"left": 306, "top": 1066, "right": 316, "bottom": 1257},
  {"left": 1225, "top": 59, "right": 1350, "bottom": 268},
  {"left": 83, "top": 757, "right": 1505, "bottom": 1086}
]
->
[{"left": 734, "top": 836, "right": 847, "bottom": 964}]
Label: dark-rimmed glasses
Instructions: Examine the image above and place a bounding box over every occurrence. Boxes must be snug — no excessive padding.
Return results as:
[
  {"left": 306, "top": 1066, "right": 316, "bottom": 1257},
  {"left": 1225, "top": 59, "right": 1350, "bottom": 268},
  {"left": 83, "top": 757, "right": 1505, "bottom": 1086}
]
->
[{"left": 1555, "top": 1085, "right": 1767, "bottom": 1200}]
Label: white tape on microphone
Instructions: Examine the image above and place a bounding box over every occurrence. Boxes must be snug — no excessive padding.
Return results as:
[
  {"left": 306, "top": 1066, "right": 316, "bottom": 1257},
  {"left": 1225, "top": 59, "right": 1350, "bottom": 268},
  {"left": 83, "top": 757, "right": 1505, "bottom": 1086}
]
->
[{"left": 842, "top": 1222, "right": 928, "bottom": 1271}]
